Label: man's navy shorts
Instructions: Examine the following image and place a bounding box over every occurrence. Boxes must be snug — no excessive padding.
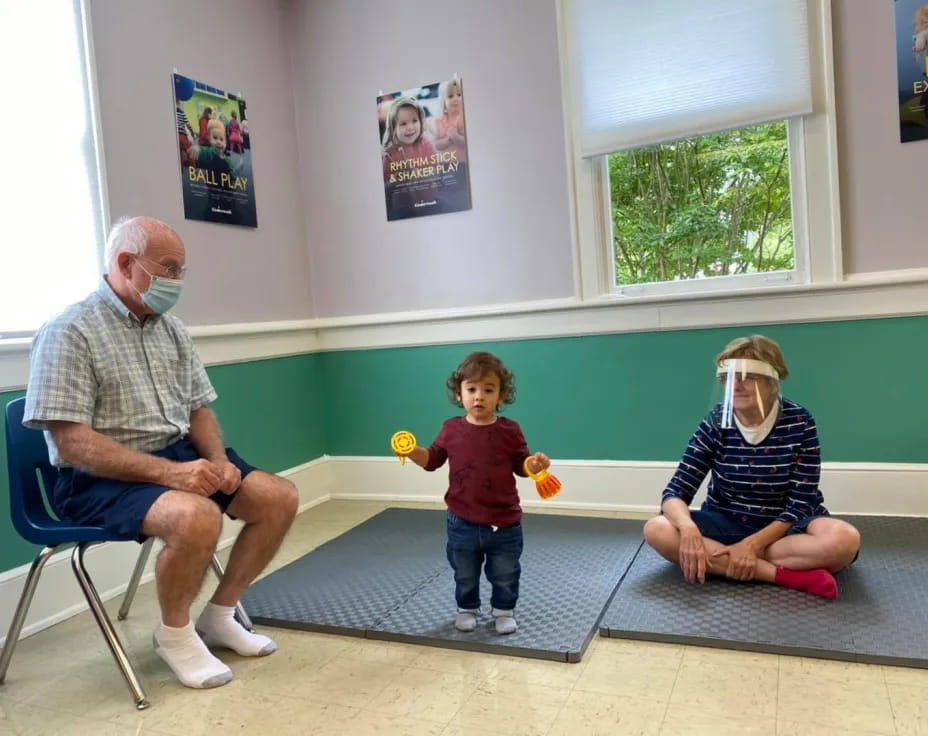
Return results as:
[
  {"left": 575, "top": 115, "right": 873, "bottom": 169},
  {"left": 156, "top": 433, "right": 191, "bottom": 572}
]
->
[{"left": 53, "top": 437, "right": 258, "bottom": 542}]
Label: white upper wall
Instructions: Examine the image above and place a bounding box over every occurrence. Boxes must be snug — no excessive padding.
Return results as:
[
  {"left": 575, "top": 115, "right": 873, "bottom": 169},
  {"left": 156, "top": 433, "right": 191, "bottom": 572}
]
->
[
  {"left": 833, "top": 1, "right": 928, "bottom": 276},
  {"left": 88, "top": 0, "right": 313, "bottom": 325},
  {"left": 286, "top": 0, "right": 575, "bottom": 318},
  {"left": 83, "top": 1, "right": 926, "bottom": 328}
]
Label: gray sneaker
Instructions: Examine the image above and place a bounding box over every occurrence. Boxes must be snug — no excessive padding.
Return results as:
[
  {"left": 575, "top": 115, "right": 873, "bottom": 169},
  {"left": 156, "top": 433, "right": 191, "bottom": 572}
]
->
[
  {"left": 491, "top": 608, "right": 517, "bottom": 635},
  {"left": 454, "top": 609, "right": 479, "bottom": 632}
]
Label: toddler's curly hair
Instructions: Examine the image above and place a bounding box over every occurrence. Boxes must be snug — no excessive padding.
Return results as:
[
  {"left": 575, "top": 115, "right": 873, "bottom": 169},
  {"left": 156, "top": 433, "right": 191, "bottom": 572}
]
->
[{"left": 445, "top": 351, "right": 516, "bottom": 410}]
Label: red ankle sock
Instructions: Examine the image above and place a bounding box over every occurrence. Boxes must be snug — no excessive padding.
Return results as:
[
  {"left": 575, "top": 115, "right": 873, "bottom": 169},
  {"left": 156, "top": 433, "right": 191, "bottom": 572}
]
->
[{"left": 774, "top": 567, "right": 838, "bottom": 599}]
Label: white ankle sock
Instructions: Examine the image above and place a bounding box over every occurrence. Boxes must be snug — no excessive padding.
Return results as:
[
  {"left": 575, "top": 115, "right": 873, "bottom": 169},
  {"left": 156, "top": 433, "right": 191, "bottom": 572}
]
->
[
  {"left": 154, "top": 621, "right": 233, "bottom": 689},
  {"left": 196, "top": 602, "right": 277, "bottom": 657}
]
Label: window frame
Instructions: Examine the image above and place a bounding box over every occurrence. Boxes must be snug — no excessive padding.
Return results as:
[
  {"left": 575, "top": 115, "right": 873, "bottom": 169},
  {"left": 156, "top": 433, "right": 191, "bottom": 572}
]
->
[
  {"left": 559, "top": 0, "right": 842, "bottom": 304},
  {"left": 82, "top": 0, "right": 111, "bottom": 270}
]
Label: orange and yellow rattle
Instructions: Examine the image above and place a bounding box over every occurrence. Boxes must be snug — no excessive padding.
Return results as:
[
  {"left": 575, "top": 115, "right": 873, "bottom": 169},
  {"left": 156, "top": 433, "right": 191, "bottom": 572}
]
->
[
  {"left": 391, "top": 430, "right": 417, "bottom": 465},
  {"left": 524, "top": 457, "right": 562, "bottom": 499}
]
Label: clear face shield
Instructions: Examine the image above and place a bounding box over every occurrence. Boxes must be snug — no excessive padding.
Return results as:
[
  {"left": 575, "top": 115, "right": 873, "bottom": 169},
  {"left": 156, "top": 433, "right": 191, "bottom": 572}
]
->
[{"left": 712, "top": 358, "right": 781, "bottom": 428}]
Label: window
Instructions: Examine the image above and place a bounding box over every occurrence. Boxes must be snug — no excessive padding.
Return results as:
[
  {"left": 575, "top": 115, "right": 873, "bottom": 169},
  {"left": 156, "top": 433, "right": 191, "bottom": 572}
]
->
[
  {"left": 561, "top": 0, "right": 841, "bottom": 301},
  {"left": 0, "top": 1, "right": 105, "bottom": 336},
  {"left": 609, "top": 121, "right": 795, "bottom": 294}
]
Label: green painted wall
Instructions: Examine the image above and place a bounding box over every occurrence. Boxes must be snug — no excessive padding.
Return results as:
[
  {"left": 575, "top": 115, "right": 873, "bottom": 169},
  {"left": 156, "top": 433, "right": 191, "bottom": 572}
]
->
[
  {"left": 321, "top": 316, "right": 928, "bottom": 465},
  {"left": 2, "top": 314, "right": 925, "bottom": 573},
  {"left": 208, "top": 354, "right": 326, "bottom": 472},
  {"left": 0, "top": 354, "right": 324, "bottom": 573}
]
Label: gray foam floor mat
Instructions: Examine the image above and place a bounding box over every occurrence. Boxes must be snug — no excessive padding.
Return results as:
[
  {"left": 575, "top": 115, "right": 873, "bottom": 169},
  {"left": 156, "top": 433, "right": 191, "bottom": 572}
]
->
[
  {"left": 241, "top": 508, "right": 446, "bottom": 636},
  {"left": 600, "top": 516, "right": 928, "bottom": 668},
  {"left": 242, "top": 508, "right": 644, "bottom": 662}
]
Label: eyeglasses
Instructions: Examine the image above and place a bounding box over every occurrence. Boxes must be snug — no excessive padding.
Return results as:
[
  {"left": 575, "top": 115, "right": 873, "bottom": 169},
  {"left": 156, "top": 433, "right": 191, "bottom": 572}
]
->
[{"left": 136, "top": 255, "right": 187, "bottom": 280}]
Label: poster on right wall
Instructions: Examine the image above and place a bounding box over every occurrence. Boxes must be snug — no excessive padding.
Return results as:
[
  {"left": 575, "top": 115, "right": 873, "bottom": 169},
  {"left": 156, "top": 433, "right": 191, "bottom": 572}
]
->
[
  {"left": 895, "top": 0, "right": 928, "bottom": 142},
  {"left": 377, "top": 78, "right": 471, "bottom": 221}
]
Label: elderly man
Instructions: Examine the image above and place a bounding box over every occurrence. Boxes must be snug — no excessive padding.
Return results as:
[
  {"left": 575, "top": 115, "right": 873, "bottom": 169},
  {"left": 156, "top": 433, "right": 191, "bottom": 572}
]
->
[{"left": 23, "top": 216, "right": 297, "bottom": 689}]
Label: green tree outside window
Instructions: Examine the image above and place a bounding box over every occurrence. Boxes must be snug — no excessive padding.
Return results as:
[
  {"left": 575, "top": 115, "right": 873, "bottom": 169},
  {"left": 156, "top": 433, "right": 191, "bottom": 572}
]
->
[{"left": 609, "top": 121, "right": 793, "bottom": 286}]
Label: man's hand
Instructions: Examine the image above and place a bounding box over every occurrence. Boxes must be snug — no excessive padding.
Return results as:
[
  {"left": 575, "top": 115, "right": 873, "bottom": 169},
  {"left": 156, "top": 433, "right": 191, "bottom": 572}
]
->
[
  {"left": 167, "top": 459, "right": 223, "bottom": 496},
  {"left": 213, "top": 458, "right": 242, "bottom": 495},
  {"left": 711, "top": 539, "right": 761, "bottom": 581},
  {"left": 185, "top": 408, "right": 242, "bottom": 494},
  {"left": 678, "top": 525, "right": 707, "bottom": 584}
]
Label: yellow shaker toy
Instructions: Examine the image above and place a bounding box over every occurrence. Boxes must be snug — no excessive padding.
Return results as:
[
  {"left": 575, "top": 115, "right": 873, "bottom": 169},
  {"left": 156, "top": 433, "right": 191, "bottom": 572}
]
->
[{"left": 391, "top": 430, "right": 416, "bottom": 465}]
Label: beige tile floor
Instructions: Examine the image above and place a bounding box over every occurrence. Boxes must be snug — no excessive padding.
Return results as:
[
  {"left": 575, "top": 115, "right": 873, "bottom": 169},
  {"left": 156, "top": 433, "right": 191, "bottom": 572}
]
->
[{"left": 0, "top": 500, "right": 924, "bottom": 735}]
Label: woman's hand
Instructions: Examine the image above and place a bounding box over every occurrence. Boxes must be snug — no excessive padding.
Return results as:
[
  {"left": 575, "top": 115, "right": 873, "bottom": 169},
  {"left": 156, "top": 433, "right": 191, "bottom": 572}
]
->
[
  {"left": 711, "top": 539, "right": 760, "bottom": 581},
  {"left": 678, "top": 525, "right": 707, "bottom": 583}
]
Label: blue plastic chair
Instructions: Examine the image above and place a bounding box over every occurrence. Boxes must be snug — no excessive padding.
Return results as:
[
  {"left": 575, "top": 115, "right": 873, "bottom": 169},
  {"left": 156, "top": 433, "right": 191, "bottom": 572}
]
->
[
  {"left": 0, "top": 398, "right": 254, "bottom": 709},
  {"left": 0, "top": 397, "right": 150, "bottom": 709}
]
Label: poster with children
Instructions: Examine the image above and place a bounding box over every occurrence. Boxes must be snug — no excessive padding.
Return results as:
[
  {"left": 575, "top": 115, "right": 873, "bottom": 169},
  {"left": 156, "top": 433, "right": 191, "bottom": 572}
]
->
[
  {"left": 173, "top": 73, "right": 257, "bottom": 226},
  {"left": 895, "top": 0, "right": 928, "bottom": 142},
  {"left": 377, "top": 78, "right": 471, "bottom": 221}
]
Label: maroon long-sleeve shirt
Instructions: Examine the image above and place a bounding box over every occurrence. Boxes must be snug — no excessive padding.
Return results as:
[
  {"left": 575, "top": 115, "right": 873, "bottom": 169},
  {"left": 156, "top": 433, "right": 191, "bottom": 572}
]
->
[{"left": 424, "top": 416, "right": 530, "bottom": 526}]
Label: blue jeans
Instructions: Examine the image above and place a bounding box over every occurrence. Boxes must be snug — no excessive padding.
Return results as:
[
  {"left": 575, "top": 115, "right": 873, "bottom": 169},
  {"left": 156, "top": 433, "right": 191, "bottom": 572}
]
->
[{"left": 446, "top": 509, "right": 523, "bottom": 611}]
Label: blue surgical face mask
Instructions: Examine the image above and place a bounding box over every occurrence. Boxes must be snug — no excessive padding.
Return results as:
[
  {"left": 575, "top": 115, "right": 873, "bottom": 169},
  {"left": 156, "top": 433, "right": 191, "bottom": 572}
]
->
[{"left": 132, "top": 259, "right": 184, "bottom": 314}]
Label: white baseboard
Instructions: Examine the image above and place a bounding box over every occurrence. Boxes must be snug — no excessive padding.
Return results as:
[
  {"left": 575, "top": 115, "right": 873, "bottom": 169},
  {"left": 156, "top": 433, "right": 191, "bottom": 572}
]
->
[
  {"left": 326, "top": 456, "right": 928, "bottom": 517},
  {"left": 2, "top": 455, "right": 925, "bottom": 647},
  {"left": 0, "top": 458, "right": 331, "bottom": 647}
]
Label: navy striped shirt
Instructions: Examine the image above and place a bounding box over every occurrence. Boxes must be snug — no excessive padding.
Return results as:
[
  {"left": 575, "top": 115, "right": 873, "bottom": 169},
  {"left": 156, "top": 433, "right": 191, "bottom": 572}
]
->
[{"left": 662, "top": 398, "right": 828, "bottom": 530}]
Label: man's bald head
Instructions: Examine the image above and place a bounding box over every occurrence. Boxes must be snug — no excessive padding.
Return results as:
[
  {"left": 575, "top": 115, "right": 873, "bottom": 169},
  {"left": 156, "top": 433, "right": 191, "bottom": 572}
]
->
[{"left": 105, "top": 216, "right": 183, "bottom": 269}]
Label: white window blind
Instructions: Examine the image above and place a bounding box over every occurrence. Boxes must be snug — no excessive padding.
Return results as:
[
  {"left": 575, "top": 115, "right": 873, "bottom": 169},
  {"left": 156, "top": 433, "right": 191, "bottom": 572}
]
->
[
  {"left": 567, "top": 0, "right": 813, "bottom": 157},
  {"left": 0, "top": 1, "right": 104, "bottom": 336}
]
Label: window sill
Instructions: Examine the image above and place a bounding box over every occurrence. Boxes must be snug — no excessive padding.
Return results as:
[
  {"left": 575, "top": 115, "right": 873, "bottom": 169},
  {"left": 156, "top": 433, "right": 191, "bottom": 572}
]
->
[{"left": 588, "top": 268, "right": 928, "bottom": 309}]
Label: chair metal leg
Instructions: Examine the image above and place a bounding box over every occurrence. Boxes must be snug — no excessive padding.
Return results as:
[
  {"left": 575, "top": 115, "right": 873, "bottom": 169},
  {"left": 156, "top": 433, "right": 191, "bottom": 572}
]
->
[
  {"left": 209, "top": 553, "right": 254, "bottom": 632},
  {"left": 72, "top": 543, "right": 150, "bottom": 710},
  {"left": 0, "top": 545, "right": 57, "bottom": 684},
  {"left": 118, "top": 537, "right": 154, "bottom": 621},
  {"left": 121, "top": 541, "right": 254, "bottom": 632}
]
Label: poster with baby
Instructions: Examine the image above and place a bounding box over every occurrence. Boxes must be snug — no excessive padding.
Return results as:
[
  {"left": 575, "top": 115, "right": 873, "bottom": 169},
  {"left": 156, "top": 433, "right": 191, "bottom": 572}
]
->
[
  {"left": 377, "top": 78, "right": 472, "bottom": 221},
  {"left": 172, "top": 73, "right": 257, "bottom": 226},
  {"left": 895, "top": 0, "right": 928, "bottom": 142}
]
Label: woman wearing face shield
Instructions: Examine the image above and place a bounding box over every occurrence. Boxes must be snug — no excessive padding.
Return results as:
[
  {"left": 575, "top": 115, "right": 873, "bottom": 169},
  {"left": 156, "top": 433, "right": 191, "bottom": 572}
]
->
[{"left": 643, "top": 335, "right": 861, "bottom": 598}]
